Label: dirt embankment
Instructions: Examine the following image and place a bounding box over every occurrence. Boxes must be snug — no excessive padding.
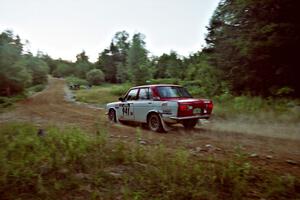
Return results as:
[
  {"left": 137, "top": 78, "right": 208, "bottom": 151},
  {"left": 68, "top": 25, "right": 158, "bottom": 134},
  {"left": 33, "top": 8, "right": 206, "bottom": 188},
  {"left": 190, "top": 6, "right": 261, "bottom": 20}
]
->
[{"left": 0, "top": 77, "right": 299, "bottom": 177}]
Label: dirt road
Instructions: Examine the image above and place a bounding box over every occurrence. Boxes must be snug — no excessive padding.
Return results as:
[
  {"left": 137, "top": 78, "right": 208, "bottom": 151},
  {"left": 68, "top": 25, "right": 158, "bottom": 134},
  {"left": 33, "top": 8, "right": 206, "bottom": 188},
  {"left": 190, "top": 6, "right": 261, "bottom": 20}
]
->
[{"left": 1, "top": 77, "right": 300, "bottom": 176}]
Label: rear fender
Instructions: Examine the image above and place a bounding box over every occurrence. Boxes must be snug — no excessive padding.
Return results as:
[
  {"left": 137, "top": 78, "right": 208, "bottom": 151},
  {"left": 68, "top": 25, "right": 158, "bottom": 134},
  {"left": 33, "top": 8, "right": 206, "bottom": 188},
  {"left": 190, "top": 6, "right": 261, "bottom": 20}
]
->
[{"left": 146, "top": 110, "right": 171, "bottom": 132}]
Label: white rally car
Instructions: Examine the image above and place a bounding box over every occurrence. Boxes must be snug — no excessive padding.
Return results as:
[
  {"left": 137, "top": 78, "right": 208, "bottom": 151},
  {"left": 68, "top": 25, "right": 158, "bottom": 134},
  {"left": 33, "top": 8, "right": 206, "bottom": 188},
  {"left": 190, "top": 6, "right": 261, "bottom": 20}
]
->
[{"left": 106, "top": 84, "right": 213, "bottom": 132}]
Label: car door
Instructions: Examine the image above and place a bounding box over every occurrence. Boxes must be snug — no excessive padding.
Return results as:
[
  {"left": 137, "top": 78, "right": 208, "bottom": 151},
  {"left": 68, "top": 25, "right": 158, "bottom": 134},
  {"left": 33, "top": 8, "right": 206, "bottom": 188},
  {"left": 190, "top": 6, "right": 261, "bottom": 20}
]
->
[
  {"left": 133, "top": 87, "right": 154, "bottom": 123},
  {"left": 119, "top": 88, "right": 138, "bottom": 121}
]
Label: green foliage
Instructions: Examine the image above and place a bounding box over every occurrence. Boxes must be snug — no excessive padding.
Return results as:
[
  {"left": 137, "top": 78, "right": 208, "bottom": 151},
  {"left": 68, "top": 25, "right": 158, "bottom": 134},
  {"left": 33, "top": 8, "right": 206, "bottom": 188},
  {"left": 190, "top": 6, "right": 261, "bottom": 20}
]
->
[
  {"left": 74, "top": 83, "right": 132, "bottom": 104},
  {"left": 271, "top": 86, "right": 295, "bottom": 97},
  {"left": 49, "top": 51, "right": 93, "bottom": 80},
  {"left": 205, "top": 0, "right": 300, "bottom": 96},
  {"left": 0, "top": 95, "right": 25, "bottom": 110},
  {"left": 0, "top": 30, "right": 49, "bottom": 96},
  {"left": 74, "top": 51, "right": 94, "bottom": 79},
  {"left": 40, "top": 54, "right": 58, "bottom": 74},
  {"left": 213, "top": 94, "right": 300, "bottom": 122},
  {"left": 74, "top": 61, "right": 93, "bottom": 79},
  {"left": 26, "top": 84, "right": 46, "bottom": 96},
  {"left": 127, "top": 33, "right": 151, "bottom": 85},
  {"left": 65, "top": 76, "right": 88, "bottom": 86},
  {"left": 0, "top": 123, "right": 95, "bottom": 199},
  {"left": 86, "top": 69, "right": 105, "bottom": 85},
  {"left": 110, "top": 83, "right": 132, "bottom": 96},
  {"left": 96, "top": 31, "right": 130, "bottom": 83},
  {"left": 154, "top": 51, "right": 184, "bottom": 79},
  {"left": 0, "top": 31, "right": 28, "bottom": 95},
  {"left": 74, "top": 85, "right": 119, "bottom": 104},
  {"left": 15, "top": 56, "right": 49, "bottom": 85},
  {"left": 52, "top": 61, "right": 74, "bottom": 77},
  {"left": 114, "top": 31, "right": 130, "bottom": 83},
  {"left": 148, "top": 78, "right": 179, "bottom": 85},
  {"left": 0, "top": 123, "right": 298, "bottom": 199}
]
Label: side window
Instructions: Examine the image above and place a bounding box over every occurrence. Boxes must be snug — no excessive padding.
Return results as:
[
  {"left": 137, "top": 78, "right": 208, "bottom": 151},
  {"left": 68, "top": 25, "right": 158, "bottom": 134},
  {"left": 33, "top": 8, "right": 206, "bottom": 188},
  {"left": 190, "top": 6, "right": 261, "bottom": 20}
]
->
[
  {"left": 125, "top": 89, "right": 138, "bottom": 101},
  {"left": 138, "top": 88, "right": 152, "bottom": 100}
]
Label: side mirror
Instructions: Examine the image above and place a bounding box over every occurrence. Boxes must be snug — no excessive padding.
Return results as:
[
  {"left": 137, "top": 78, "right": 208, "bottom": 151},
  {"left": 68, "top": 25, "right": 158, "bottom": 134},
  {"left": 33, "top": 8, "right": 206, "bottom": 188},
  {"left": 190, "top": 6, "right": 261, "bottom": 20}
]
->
[{"left": 119, "top": 97, "right": 124, "bottom": 102}]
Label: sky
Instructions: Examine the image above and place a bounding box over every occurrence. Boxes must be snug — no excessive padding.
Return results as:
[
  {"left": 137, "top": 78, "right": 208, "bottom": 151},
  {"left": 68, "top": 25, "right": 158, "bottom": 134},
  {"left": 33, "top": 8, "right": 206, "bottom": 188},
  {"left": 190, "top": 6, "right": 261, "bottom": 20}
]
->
[{"left": 0, "top": 0, "right": 220, "bottom": 62}]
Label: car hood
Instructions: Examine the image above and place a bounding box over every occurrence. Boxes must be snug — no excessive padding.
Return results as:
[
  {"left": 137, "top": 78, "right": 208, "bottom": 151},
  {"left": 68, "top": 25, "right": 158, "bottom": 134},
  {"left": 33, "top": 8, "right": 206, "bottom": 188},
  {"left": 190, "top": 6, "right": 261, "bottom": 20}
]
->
[{"left": 106, "top": 101, "right": 122, "bottom": 107}]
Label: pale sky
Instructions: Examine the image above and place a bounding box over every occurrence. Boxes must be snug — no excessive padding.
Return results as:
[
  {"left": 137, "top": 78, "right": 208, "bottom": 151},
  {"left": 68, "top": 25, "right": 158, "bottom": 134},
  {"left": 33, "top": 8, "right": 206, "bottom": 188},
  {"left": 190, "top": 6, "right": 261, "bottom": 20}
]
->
[{"left": 0, "top": 0, "right": 220, "bottom": 62}]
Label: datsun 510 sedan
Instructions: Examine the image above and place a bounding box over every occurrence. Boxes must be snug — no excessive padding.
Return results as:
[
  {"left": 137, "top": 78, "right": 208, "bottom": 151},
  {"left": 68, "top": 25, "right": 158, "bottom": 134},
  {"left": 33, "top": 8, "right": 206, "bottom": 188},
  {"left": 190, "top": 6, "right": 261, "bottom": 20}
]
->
[{"left": 106, "top": 84, "right": 213, "bottom": 132}]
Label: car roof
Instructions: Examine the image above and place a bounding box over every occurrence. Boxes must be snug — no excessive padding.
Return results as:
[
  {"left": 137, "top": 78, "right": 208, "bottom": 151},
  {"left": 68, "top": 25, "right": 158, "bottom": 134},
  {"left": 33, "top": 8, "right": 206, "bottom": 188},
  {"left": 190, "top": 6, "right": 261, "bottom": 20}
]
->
[{"left": 131, "top": 84, "right": 182, "bottom": 89}]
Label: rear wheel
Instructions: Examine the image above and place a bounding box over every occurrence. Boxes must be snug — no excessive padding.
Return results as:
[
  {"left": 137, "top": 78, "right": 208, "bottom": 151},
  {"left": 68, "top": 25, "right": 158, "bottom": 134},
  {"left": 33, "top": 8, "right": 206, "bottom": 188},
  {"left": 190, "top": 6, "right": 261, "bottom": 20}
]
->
[
  {"left": 108, "top": 109, "right": 116, "bottom": 122},
  {"left": 147, "top": 113, "right": 164, "bottom": 132},
  {"left": 182, "top": 119, "right": 198, "bottom": 129}
]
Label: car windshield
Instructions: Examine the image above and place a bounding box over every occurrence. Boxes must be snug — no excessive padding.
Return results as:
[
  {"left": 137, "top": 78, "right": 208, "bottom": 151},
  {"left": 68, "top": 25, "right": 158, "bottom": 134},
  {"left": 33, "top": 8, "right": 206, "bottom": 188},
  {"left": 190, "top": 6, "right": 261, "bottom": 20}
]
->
[{"left": 157, "top": 86, "right": 192, "bottom": 98}]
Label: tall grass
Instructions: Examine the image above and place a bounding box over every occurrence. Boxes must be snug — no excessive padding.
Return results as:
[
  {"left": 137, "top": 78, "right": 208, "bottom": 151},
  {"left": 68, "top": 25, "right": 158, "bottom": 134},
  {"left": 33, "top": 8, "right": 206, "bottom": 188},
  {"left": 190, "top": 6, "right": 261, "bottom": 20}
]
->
[
  {"left": 212, "top": 94, "right": 300, "bottom": 122},
  {"left": 0, "top": 123, "right": 298, "bottom": 199},
  {"left": 74, "top": 84, "right": 132, "bottom": 105}
]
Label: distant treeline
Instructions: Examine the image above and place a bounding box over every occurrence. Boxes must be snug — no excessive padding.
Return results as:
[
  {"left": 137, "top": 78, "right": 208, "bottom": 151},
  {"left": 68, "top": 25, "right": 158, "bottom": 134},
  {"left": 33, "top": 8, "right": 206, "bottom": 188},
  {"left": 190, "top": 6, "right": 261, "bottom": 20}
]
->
[{"left": 0, "top": 0, "right": 298, "bottom": 97}]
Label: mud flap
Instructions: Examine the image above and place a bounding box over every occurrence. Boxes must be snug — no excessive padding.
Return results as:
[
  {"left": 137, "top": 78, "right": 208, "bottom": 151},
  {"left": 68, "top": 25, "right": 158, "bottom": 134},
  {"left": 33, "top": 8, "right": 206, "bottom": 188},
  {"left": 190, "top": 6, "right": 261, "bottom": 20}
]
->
[
  {"left": 197, "top": 119, "right": 201, "bottom": 127},
  {"left": 159, "top": 114, "right": 171, "bottom": 132}
]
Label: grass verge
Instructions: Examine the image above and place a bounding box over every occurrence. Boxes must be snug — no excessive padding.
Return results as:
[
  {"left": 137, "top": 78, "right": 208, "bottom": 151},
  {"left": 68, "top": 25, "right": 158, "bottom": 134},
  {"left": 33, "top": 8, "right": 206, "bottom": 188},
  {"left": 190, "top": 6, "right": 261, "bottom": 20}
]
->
[
  {"left": 74, "top": 84, "right": 131, "bottom": 105},
  {"left": 0, "top": 122, "right": 299, "bottom": 200}
]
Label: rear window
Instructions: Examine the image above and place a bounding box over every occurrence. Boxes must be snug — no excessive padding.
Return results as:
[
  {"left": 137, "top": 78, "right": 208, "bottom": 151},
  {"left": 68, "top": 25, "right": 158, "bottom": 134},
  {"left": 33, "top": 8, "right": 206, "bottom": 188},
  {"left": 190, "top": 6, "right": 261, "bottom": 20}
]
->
[{"left": 157, "top": 86, "right": 192, "bottom": 98}]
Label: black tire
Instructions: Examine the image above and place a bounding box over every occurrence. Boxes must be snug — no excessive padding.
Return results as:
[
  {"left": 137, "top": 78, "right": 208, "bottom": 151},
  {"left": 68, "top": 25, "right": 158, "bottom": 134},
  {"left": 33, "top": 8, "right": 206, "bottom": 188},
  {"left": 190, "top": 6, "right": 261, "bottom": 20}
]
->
[
  {"left": 182, "top": 119, "right": 198, "bottom": 129},
  {"left": 108, "top": 109, "right": 116, "bottom": 122},
  {"left": 147, "top": 113, "right": 164, "bottom": 132}
]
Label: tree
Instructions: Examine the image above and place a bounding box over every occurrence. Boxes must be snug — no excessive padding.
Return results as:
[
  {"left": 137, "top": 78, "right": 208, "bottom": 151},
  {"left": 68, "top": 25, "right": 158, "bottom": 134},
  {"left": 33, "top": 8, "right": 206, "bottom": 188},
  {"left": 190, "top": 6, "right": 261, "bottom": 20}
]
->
[
  {"left": 127, "top": 33, "right": 151, "bottom": 85},
  {"left": 76, "top": 50, "right": 89, "bottom": 63},
  {"left": 95, "top": 31, "right": 130, "bottom": 83},
  {"left": 205, "top": 0, "right": 300, "bottom": 96},
  {"left": 96, "top": 48, "right": 116, "bottom": 83},
  {"left": 0, "top": 31, "right": 31, "bottom": 96},
  {"left": 86, "top": 69, "right": 105, "bottom": 85},
  {"left": 74, "top": 51, "right": 93, "bottom": 79},
  {"left": 153, "top": 51, "right": 184, "bottom": 79},
  {"left": 18, "top": 56, "right": 49, "bottom": 85},
  {"left": 52, "top": 61, "right": 74, "bottom": 77},
  {"left": 113, "top": 31, "right": 130, "bottom": 83},
  {"left": 40, "top": 54, "right": 58, "bottom": 74}
]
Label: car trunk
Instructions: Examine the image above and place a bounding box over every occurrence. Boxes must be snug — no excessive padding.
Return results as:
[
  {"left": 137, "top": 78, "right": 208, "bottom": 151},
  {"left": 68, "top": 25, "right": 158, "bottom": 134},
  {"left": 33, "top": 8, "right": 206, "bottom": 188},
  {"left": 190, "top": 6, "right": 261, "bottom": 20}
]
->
[{"left": 176, "top": 99, "right": 213, "bottom": 117}]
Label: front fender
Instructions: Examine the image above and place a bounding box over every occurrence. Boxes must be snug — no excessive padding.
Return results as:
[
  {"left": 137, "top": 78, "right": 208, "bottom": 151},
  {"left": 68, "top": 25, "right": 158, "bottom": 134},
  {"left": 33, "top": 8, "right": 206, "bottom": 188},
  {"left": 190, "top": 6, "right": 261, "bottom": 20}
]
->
[{"left": 106, "top": 107, "right": 120, "bottom": 123}]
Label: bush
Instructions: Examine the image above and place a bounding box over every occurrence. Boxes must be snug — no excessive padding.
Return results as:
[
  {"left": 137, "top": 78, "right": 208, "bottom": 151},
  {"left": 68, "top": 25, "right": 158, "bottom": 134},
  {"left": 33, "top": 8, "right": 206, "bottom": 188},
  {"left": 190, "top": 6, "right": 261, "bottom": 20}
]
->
[
  {"left": 86, "top": 69, "right": 105, "bottom": 85},
  {"left": 110, "top": 84, "right": 132, "bottom": 96},
  {"left": 0, "top": 95, "right": 26, "bottom": 109},
  {"left": 27, "top": 84, "right": 45, "bottom": 93},
  {"left": 65, "top": 76, "right": 88, "bottom": 86},
  {"left": 0, "top": 96, "right": 12, "bottom": 108},
  {"left": 52, "top": 62, "right": 74, "bottom": 78},
  {"left": 148, "top": 78, "right": 179, "bottom": 84}
]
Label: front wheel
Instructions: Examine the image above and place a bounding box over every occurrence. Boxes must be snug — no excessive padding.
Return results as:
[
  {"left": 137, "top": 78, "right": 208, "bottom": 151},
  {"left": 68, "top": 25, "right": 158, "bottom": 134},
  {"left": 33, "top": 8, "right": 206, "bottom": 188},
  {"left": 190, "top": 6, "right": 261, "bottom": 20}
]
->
[
  {"left": 182, "top": 119, "right": 198, "bottom": 129},
  {"left": 147, "top": 113, "right": 164, "bottom": 132},
  {"left": 108, "top": 109, "right": 116, "bottom": 122}
]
